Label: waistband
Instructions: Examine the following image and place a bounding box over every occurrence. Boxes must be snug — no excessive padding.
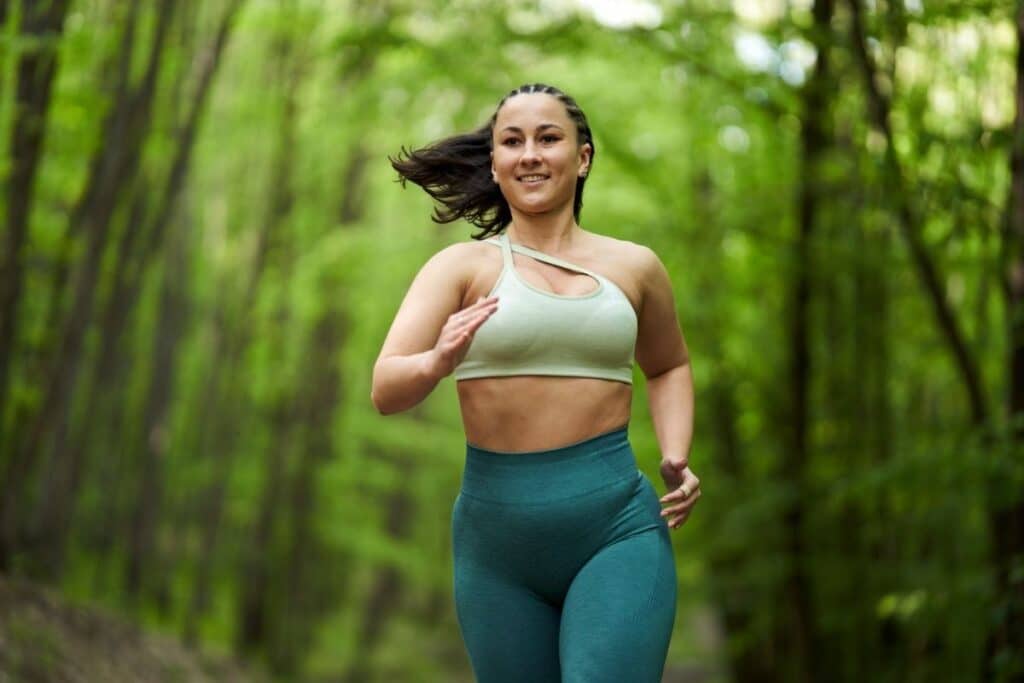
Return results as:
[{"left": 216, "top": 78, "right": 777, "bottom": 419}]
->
[{"left": 460, "top": 424, "right": 638, "bottom": 504}]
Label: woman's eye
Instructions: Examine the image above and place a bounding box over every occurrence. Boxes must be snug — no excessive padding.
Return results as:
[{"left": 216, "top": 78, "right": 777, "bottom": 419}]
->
[
  {"left": 541, "top": 135, "right": 559, "bottom": 143},
  {"left": 503, "top": 138, "right": 520, "bottom": 146}
]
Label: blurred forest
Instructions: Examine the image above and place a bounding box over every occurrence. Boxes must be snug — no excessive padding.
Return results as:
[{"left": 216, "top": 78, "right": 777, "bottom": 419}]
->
[{"left": 1, "top": 0, "right": 1022, "bottom": 681}]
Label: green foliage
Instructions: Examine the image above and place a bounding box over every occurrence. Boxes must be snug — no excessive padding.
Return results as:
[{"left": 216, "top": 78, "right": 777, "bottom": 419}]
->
[{"left": 0, "top": 0, "right": 1018, "bottom": 680}]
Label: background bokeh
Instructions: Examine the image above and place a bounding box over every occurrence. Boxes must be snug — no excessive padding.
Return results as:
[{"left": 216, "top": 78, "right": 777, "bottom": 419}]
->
[{"left": 1, "top": 0, "right": 1022, "bottom": 681}]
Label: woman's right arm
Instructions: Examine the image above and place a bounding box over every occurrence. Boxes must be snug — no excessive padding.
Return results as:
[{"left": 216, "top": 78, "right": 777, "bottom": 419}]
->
[{"left": 371, "top": 243, "right": 498, "bottom": 415}]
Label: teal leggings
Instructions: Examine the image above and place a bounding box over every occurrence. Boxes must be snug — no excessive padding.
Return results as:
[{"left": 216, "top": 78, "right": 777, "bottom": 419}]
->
[{"left": 451, "top": 425, "right": 677, "bottom": 683}]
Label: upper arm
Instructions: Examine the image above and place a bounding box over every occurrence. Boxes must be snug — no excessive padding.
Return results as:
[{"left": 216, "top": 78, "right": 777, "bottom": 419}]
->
[
  {"left": 375, "top": 243, "right": 470, "bottom": 364},
  {"left": 633, "top": 245, "right": 689, "bottom": 379}
]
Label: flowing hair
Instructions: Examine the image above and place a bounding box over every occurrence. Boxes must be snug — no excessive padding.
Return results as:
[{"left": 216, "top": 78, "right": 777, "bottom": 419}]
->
[{"left": 389, "top": 83, "right": 595, "bottom": 239}]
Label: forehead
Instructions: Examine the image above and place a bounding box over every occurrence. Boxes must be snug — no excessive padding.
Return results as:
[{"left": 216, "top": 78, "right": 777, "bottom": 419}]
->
[{"left": 494, "top": 93, "right": 572, "bottom": 130}]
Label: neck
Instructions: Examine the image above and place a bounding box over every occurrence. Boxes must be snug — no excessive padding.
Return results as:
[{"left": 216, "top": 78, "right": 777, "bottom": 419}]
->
[{"left": 506, "top": 205, "right": 580, "bottom": 253}]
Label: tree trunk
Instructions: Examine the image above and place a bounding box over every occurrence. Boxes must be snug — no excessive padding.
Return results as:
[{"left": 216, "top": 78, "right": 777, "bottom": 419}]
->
[
  {"left": 0, "top": 0, "right": 71, "bottom": 572},
  {"left": 124, "top": 197, "right": 193, "bottom": 605},
  {"left": 706, "top": 375, "right": 775, "bottom": 682},
  {"left": 343, "top": 464, "right": 414, "bottom": 683},
  {"left": 34, "top": 181, "right": 149, "bottom": 580},
  {"left": 178, "top": 1, "right": 279, "bottom": 646},
  {"left": 0, "top": 0, "right": 176, "bottom": 577},
  {"left": 0, "top": 0, "right": 71, "bottom": 442},
  {"left": 235, "top": 24, "right": 304, "bottom": 654},
  {"left": 988, "top": 3, "right": 1024, "bottom": 679},
  {"left": 846, "top": 0, "right": 987, "bottom": 423},
  {"left": 779, "top": 0, "right": 833, "bottom": 680},
  {"left": 271, "top": 299, "right": 348, "bottom": 676}
]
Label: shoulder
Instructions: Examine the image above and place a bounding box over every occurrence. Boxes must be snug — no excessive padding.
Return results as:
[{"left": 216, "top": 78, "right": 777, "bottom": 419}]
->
[
  {"left": 420, "top": 238, "right": 491, "bottom": 271},
  {"left": 415, "top": 236, "right": 500, "bottom": 287},
  {"left": 588, "top": 232, "right": 663, "bottom": 280}
]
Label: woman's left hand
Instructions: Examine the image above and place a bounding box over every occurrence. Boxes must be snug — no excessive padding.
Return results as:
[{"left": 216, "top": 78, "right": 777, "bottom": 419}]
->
[{"left": 658, "top": 457, "right": 701, "bottom": 530}]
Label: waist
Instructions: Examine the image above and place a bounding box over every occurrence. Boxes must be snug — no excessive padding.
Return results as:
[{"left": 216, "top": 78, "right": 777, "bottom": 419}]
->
[
  {"left": 457, "top": 376, "right": 631, "bottom": 449},
  {"left": 460, "top": 424, "right": 638, "bottom": 504}
]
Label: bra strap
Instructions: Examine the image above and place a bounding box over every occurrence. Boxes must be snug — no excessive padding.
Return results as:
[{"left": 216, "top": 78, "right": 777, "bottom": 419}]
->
[
  {"left": 498, "top": 232, "right": 514, "bottom": 269},
  {"left": 481, "top": 234, "right": 513, "bottom": 267},
  {"left": 505, "top": 238, "right": 599, "bottom": 277}
]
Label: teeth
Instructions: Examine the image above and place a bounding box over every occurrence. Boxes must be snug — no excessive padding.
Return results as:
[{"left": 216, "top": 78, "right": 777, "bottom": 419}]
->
[{"left": 520, "top": 175, "right": 547, "bottom": 181}]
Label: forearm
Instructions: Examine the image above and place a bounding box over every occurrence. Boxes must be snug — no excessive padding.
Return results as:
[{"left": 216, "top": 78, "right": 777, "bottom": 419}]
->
[
  {"left": 371, "top": 350, "right": 443, "bottom": 415},
  {"left": 645, "top": 362, "right": 695, "bottom": 463}
]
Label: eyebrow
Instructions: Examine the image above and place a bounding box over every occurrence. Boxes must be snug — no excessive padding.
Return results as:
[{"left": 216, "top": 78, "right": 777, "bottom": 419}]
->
[{"left": 499, "top": 124, "right": 566, "bottom": 134}]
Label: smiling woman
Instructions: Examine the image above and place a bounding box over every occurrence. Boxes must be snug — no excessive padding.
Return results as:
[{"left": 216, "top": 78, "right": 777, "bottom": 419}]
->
[
  {"left": 375, "top": 84, "right": 698, "bottom": 683},
  {"left": 491, "top": 94, "right": 591, "bottom": 218},
  {"left": 389, "top": 84, "right": 595, "bottom": 238}
]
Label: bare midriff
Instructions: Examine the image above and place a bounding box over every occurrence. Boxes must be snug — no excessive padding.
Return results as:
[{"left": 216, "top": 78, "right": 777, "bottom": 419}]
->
[{"left": 456, "top": 375, "right": 632, "bottom": 452}]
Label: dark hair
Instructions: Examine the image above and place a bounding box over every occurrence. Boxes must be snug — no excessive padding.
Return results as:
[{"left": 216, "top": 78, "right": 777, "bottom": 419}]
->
[{"left": 389, "top": 83, "right": 595, "bottom": 239}]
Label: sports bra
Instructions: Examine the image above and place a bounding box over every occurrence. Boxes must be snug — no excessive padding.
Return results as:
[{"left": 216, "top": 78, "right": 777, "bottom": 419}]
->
[{"left": 452, "top": 232, "right": 638, "bottom": 384}]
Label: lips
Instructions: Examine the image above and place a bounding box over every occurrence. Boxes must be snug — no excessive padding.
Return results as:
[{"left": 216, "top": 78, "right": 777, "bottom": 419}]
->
[{"left": 517, "top": 174, "right": 549, "bottom": 183}]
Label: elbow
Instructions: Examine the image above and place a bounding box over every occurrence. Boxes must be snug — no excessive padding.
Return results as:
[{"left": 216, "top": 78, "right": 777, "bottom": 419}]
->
[
  {"left": 370, "top": 364, "right": 390, "bottom": 415},
  {"left": 370, "top": 390, "right": 384, "bottom": 415},
  {"left": 643, "top": 359, "right": 691, "bottom": 382},
  {"left": 370, "top": 388, "right": 395, "bottom": 416}
]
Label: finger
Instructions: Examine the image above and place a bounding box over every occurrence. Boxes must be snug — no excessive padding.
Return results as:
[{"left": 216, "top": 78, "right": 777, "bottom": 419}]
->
[
  {"left": 660, "top": 488, "right": 701, "bottom": 513},
  {"left": 439, "top": 331, "right": 471, "bottom": 355},
  {"left": 678, "top": 471, "right": 700, "bottom": 498},
  {"left": 463, "top": 296, "right": 500, "bottom": 314},
  {"left": 659, "top": 483, "right": 691, "bottom": 504},
  {"left": 659, "top": 488, "right": 684, "bottom": 504},
  {"left": 671, "top": 508, "right": 694, "bottom": 526},
  {"left": 452, "top": 300, "right": 499, "bottom": 326},
  {"left": 660, "top": 491, "right": 701, "bottom": 517},
  {"left": 448, "top": 308, "right": 497, "bottom": 338},
  {"left": 445, "top": 307, "right": 498, "bottom": 352},
  {"left": 456, "top": 306, "right": 498, "bottom": 335},
  {"left": 669, "top": 511, "right": 691, "bottom": 529},
  {"left": 660, "top": 482, "right": 701, "bottom": 505}
]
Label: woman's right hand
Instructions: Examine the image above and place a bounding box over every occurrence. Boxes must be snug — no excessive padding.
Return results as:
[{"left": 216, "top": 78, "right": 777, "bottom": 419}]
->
[{"left": 427, "top": 296, "right": 499, "bottom": 378}]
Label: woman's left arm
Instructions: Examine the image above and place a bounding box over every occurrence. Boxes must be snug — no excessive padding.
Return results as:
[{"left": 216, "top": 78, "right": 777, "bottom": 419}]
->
[{"left": 633, "top": 245, "right": 700, "bottom": 530}]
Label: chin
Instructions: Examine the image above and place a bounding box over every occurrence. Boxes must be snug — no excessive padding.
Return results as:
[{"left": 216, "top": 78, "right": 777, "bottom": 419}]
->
[{"left": 509, "top": 194, "right": 570, "bottom": 214}]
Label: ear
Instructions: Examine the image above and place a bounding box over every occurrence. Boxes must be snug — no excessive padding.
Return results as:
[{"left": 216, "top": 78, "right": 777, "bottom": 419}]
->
[{"left": 578, "top": 142, "right": 592, "bottom": 177}]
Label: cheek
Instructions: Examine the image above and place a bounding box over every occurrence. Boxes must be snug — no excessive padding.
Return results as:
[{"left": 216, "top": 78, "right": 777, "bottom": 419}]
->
[{"left": 493, "top": 150, "right": 517, "bottom": 170}]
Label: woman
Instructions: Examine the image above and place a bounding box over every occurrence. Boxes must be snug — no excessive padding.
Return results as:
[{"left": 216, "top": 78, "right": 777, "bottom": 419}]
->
[{"left": 371, "top": 83, "right": 699, "bottom": 683}]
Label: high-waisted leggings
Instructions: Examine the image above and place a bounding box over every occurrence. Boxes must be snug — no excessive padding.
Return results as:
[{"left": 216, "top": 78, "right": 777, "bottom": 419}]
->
[{"left": 451, "top": 424, "right": 677, "bottom": 683}]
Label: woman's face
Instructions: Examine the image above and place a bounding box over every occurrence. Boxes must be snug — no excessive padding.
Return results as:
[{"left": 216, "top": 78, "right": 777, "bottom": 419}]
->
[{"left": 491, "top": 93, "right": 591, "bottom": 219}]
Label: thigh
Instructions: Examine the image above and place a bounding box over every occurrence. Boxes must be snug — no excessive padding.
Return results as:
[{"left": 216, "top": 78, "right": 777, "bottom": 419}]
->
[
  {"left": 559, "top": 525, "right": 677, "bottom": 683},
  {"left": 453, "top": 565, "right": 562, "bottom": 683},
  {"left": 452, "top": 495, "right": 562, "bottom": 683}
]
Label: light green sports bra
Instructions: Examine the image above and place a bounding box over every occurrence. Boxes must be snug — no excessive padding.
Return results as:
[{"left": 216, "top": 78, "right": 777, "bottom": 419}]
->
[{"left": 453, "top": 232, "right": 638, "bottom": 384}]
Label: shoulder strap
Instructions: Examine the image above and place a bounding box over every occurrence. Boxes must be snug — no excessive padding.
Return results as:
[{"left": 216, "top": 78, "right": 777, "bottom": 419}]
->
[
  {"left": 496, "top": 233, "right": 513, "bottom": 268},
  {"left": 505, "top": 238, "right": 599, "bottom": 277},
  {"left": 480, "top": 235, "right": 510, "bottom": 263}
]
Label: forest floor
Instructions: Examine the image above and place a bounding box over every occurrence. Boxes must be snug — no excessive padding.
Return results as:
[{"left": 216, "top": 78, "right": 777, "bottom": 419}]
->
[
  {"left": 0, "top": 575, "right": 267, "bottom": 683},
  {"left": 0, "top": 573, "right": 720, "bottom": 682}
]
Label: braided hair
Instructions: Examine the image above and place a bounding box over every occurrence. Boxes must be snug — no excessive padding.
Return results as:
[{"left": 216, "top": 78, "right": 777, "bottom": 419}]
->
[{"left": 390, "top": 84, "right": 595, "bottom": 239}]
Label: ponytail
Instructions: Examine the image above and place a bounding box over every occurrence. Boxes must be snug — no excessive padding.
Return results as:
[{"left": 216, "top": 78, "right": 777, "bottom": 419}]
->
[{"left": 390, "top": 125, "right": 510, "bottom": 238}]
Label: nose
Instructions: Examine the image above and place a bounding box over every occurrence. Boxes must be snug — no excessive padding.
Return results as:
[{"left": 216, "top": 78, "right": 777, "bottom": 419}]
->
[{"left": 519, "top": 140, "right": 541, "bottom": 165}]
